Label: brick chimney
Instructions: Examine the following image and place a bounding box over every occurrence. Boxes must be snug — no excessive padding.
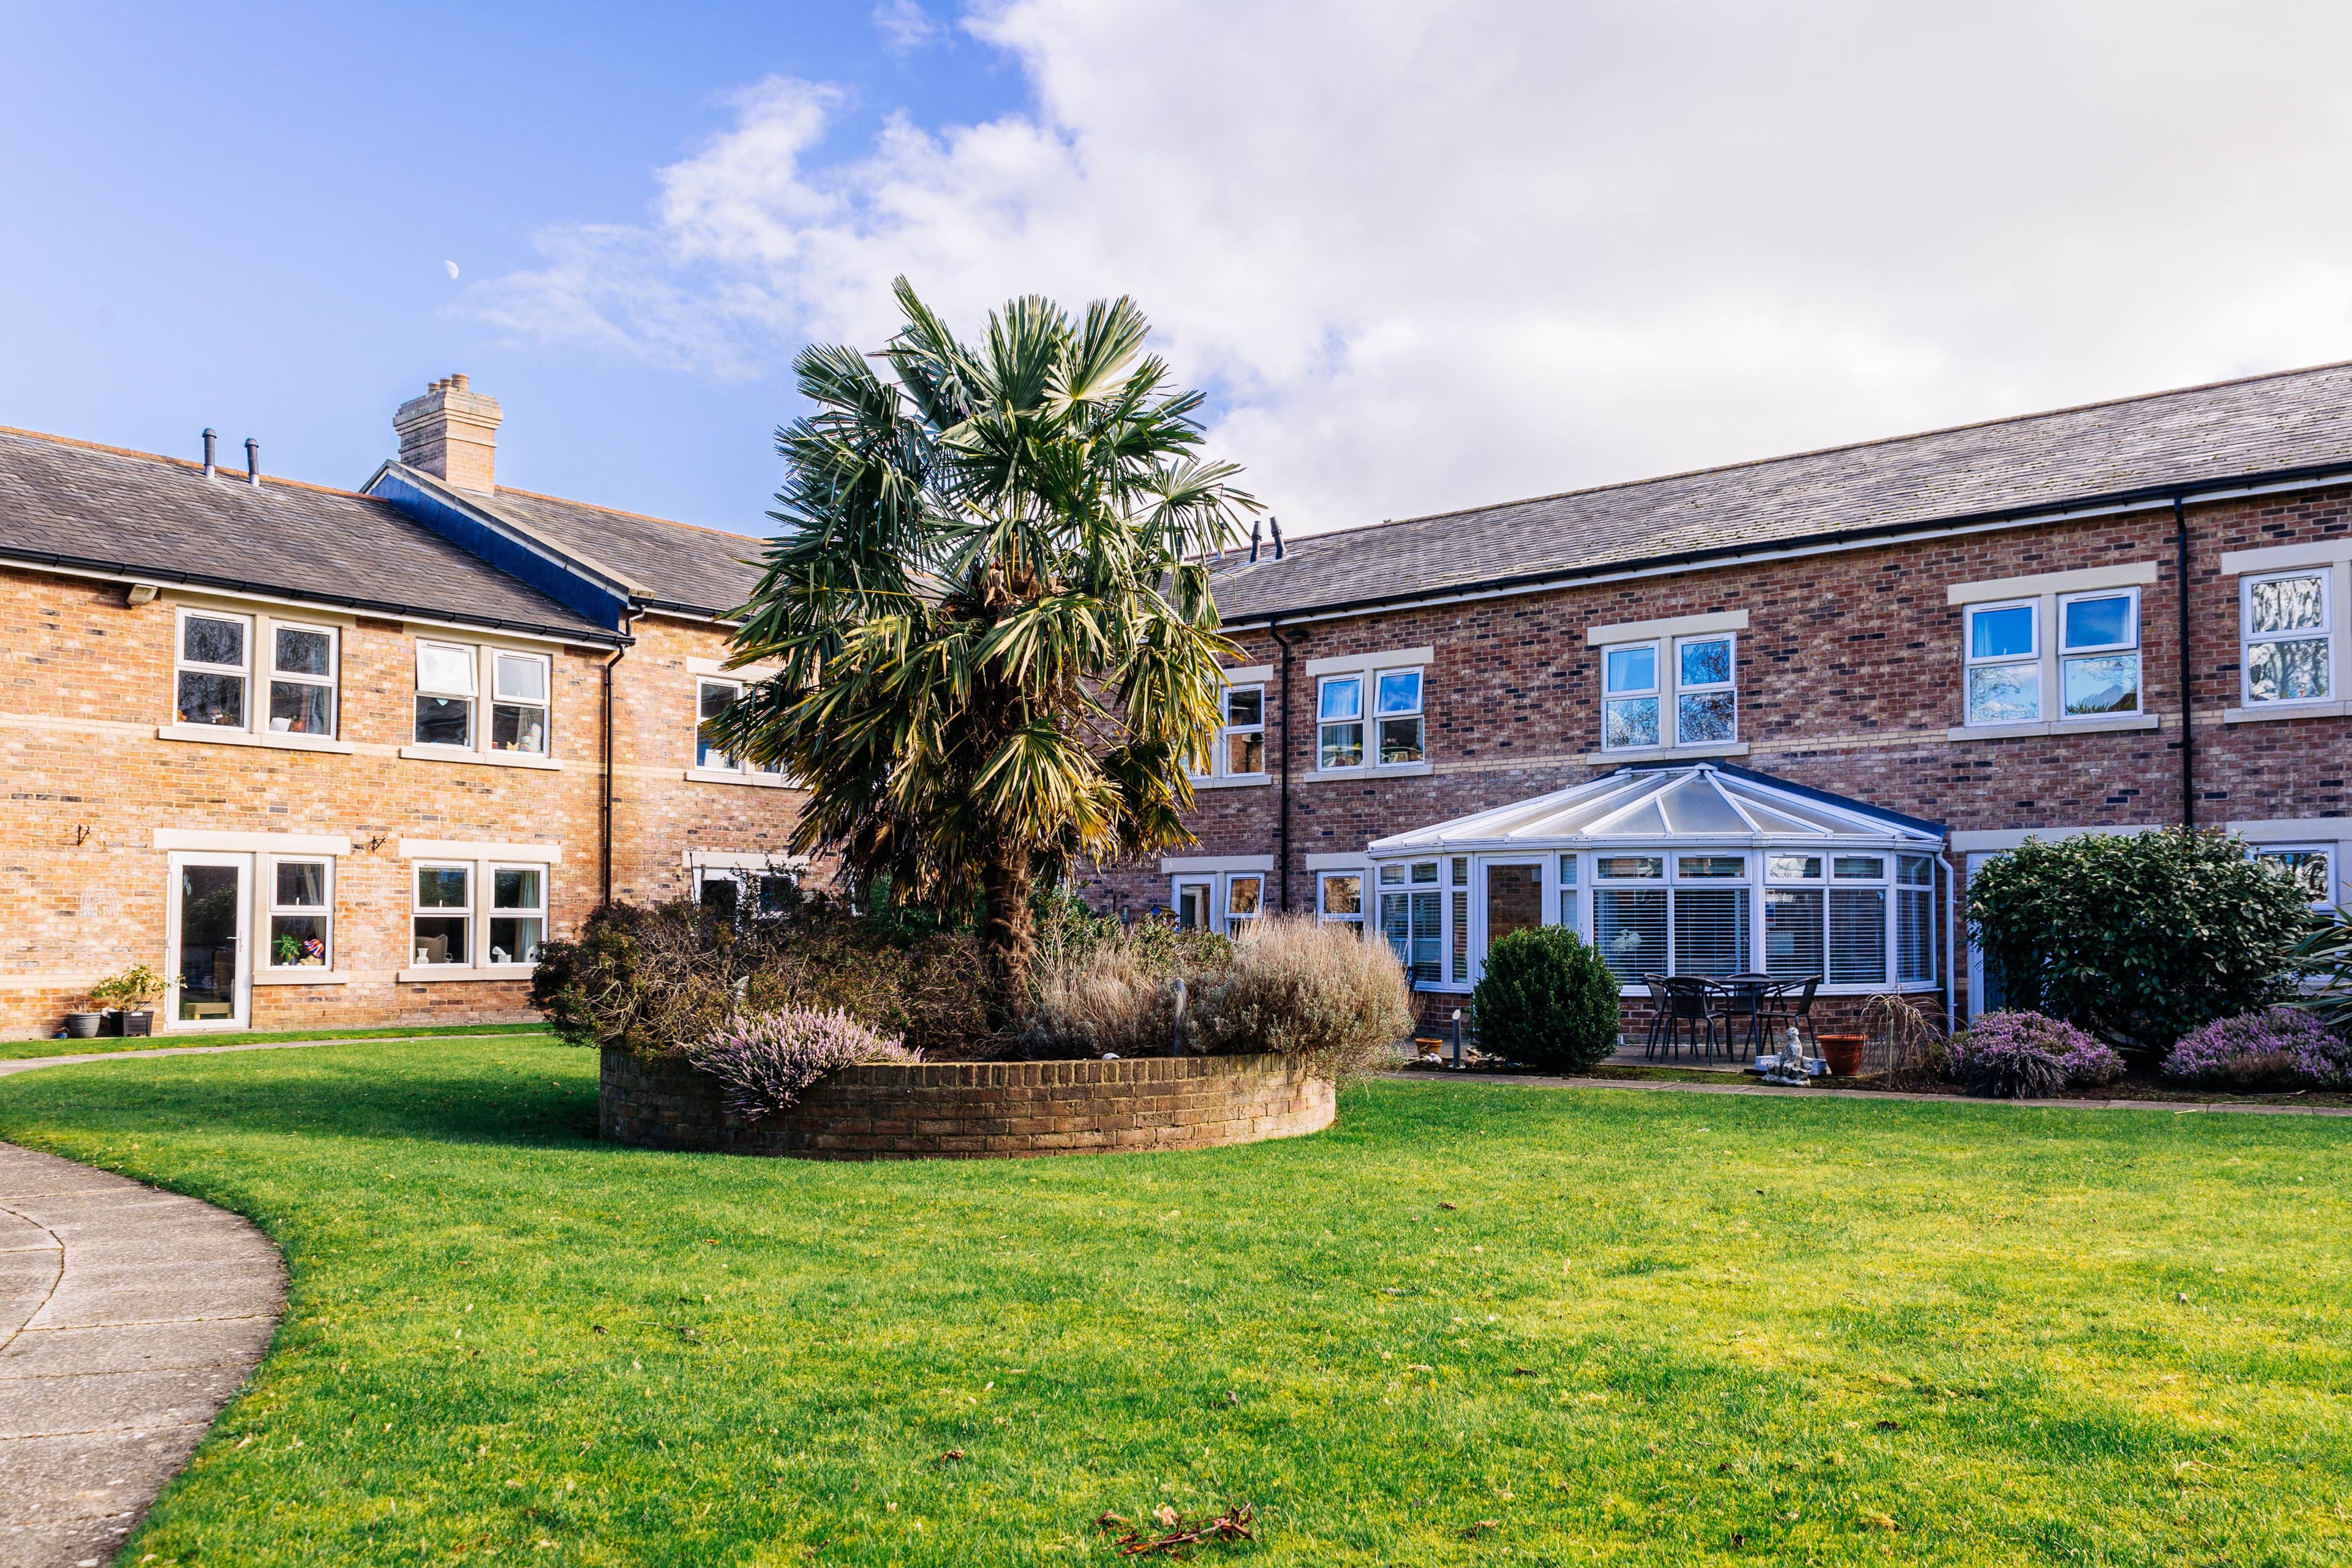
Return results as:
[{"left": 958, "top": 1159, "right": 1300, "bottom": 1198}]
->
[{"left": 392, "top": 373, "right": 503, "bottom": 492}]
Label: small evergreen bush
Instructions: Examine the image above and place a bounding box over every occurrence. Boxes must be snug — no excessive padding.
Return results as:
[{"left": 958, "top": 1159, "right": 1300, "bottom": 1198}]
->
[
  {"left": 1197, "top": 916, "right": 1413, "bottom": 1080},
  {"left": 684, "top": 1008, "right": 920, "bottom": 1121},
  {"left": 1471, "top": 925, "right": 1621, "bottom": 1071},
  {"left": 2163, "top": 1007, "right": 2352, "bottom": 1089},
  {"left": 1948, "top": 1011, "right": 2125, "bottom": 1098}
]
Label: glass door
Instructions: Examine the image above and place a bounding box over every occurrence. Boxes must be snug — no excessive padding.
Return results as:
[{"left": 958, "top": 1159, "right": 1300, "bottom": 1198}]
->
[
  {"left": 1479, "top": 861, "right": 1545, "bottom": 979},
  {"left": 168, "top": 853, "right": 251, "bottom": 1029}
]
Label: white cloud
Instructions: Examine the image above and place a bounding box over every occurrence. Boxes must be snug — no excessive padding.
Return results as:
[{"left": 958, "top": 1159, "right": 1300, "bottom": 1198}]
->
[
  {"left": 473, "top": 0, "right": 2352, "bottom": 535},
  {"left": 872, "top": 0, "right": 940, "bottom": 51}
]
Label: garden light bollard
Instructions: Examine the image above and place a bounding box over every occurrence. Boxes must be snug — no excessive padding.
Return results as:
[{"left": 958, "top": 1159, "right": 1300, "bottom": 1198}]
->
[
  {"left": 1170, "top": 977, "right": 1188, "bottom": 1058},
  {"left": 1452, "top": 1008, "right": 1463, "bottom": 1070}
]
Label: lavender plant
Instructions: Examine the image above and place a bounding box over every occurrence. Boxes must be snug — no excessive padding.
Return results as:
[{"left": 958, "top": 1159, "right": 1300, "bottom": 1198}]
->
[
  {"left": 1948, "top": 1011, "right": 2125, "bottom": 1099},
  {"left": 685, "top": 1008, "right": 921, "bottom": 1122},
  {"left": 2163, "top": 1006, "right": 2352, "bottom": 1089}
]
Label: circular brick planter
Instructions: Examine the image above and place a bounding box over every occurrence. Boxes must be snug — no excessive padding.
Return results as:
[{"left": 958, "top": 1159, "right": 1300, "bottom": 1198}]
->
[{"left": 598, "top": 1047, "right": 1336, "bottom": 1160}]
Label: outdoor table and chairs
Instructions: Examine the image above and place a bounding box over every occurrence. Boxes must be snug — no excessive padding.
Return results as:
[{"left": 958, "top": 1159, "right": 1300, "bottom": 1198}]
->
[{"left": 1640, "top": 973, "right": 1824, "bottom": 1063}]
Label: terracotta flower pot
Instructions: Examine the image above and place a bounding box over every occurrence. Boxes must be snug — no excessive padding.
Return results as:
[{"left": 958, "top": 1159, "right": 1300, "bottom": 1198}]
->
[{"left": 1816, "top": 1034, "right": 1868, "bottom": 1077}]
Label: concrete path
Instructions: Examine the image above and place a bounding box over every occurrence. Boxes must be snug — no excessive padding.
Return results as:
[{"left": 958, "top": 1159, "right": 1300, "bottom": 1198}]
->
[{"left": 0, "top": 1054, "right": 296, "bottom": 1568}]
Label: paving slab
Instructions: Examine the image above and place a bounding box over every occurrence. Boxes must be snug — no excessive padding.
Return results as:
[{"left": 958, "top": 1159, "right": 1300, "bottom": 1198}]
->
[{"left": 0, "top": 1142, "right": 284, "bottom": 1568}]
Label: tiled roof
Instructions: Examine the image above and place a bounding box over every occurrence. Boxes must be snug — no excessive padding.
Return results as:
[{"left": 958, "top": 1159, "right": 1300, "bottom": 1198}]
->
[
  {"left": 1209, "top": 361, "right": 2352, "bottom": 624},
  {"left": 0, "top": 429, "right": 619, "bottom": 640},
  {"left": 457, "top": 484, "right": 768, "bottom": 618}
]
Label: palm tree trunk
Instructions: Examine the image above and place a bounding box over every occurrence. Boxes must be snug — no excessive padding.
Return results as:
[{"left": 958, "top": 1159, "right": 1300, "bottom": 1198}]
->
[{"left": 979, "top": 842, "right": 1036, "bottom": 1028}]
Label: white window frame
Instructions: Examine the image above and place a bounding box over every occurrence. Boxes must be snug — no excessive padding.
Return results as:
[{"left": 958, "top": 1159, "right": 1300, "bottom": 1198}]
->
[
  {"left": 2252, "top": 843, "right": 2337, "bottom": 911},
  {"left": 1962, "top": 598, "right": 2042, "bottom": 727},
  {"left": 262, "top": 854, "right": 334, "bottom": 972},
  {"left": 2241, "top": 569, "right": 2335, "bottom": 709},
  {"left": 1316, "top": 673, "right": 1364, "bottom": 771},
  {"left": 1224, "top": 872, "right": 1265, "bottom": 937},
  {"left": 1317, "top": 870, "right": 1365, "bottom": 929},
  {"left": 488, "top": 650, "right": 552, "bottom": 756},
  {"left": 1371, "top": 667, "right": 1425, "bottom": 767},
  {"left": 264, "top": 619, "right": 339, "bottom": 737},
  {"left": 1194, "top": 683, "right": 1268, "bottom": 782},
  {"left": 693, "top": 676, "right": 783, "bottom": 778},
  {"left": 2056, "top": 587, "right": 2142, "bottom": 719},
  {"left": 485, "top": 862, "right": 548, "bottom": 968},
  {"left": 1671, "top": 633, "right": 1736, "bottom": 747},
  {"left": 414, "top": 639, "right": 479, "bottom": 749},
  {"left": 409, "top": 861, "right": 474, "bottom": 968},
  {"left": 1600, "top": 639, "right": 1664, "bottom": 752},
  {"left": 173, "top": 607, "right": 254, "bottom": 730}
]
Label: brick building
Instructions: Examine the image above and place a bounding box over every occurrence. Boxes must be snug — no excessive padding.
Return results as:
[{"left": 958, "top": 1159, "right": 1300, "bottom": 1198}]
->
[
  {"left": 0, "top": 377, "right": 802, "bottom": 1039},
  {"left": 1087, "top": 363, "right": 2352, "bottom": 1035}
]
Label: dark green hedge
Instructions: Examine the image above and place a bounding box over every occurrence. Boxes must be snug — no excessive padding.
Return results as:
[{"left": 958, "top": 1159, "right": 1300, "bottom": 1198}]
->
[{"left": 1471, "top": 925, "right": 1621, "bottom": 1070}]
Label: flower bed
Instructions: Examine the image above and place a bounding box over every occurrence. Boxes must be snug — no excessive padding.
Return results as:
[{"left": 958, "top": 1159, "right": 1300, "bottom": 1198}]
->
[{"left": 598, "top": 1047, "right": 1335, "bottom": 1161}]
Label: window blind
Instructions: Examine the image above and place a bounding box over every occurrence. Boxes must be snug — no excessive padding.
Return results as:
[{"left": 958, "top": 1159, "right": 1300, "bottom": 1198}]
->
[
  {"left": 1672, "top": 887, "right": 1749, "bottom": 976},
  {"left": 1828, "top": 888, "right": 1887, "bottom": 985},
  {"left": 1764, "top": 888, "right": 1824, "bottom": 979},
  {"left": 1594, "top": 889, "right": 1667, "bottom": 982}
]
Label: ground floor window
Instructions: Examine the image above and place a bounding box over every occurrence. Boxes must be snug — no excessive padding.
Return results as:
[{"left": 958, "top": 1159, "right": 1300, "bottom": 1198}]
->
[
  {"left": 266, "top": 857, "right": 332, "bottom": 970},
  {"left": 1318, "top": 872, "right": 1363, "bottom": 930},
  {"left": 1379, "top": 861, "right": 1442, "bottom": 985},
  {"left": 696, "top": 864, "right": 797, "bottom": 919},
  {"left": 1225, "top": 873, "right": 1263, "bottom": 938},
  {"left": 489, "top": 865, "right": 546, "bottom": 966},
  {"left": 412, "top": 864, "right": 471, "bottom": 967}
]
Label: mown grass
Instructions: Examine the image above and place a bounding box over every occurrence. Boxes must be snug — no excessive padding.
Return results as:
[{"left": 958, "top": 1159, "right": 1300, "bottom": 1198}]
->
[
  {"left": 1, "top": 1038, "right": 2347, "bottom": 1566},
  {"left": 0, "top": 1022, "right": 554, "bottom": 1061}
]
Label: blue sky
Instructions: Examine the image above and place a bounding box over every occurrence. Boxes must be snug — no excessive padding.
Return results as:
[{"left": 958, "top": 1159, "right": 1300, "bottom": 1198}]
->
[
  {"left": 0, "top": 1, "right": 1023, "bottom": 528},
  {"left": 10, "top": 4, "right": 2352, "bottom": 545}
]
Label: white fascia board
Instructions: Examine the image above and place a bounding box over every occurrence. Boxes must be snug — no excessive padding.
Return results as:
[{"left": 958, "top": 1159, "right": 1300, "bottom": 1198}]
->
[
  {"left": 1945, "top": 561, "right": 2160, "bottom": 606},
  {"left": 154, "top": 827, "right": 352, "bottom": 854},
  {"left": 1585, "top": 609, "right": 1748, "bottom": 647}
]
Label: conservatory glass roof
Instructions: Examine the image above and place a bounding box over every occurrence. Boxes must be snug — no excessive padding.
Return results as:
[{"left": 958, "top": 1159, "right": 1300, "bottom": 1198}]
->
[{"left": 1366, "top": 763, "right": 1945, "bottom": 856}]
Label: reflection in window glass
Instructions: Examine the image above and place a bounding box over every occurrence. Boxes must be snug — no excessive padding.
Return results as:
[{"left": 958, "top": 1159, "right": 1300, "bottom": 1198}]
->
[
  {"left": 2255, "top": 847, "right": 2333, "bottom": 905},
  {"left": 1595, "top": 855, "right": 1664, "bottom": 880},
  {"left": 2245, "top": 573, "right": 2332, "bottom": 705},
  {"left": 1768, "top": 854, "right": 1823, "bottom": 881},
  {"left": 1317, "top": 676, "right": 1363, "bottom": 768}
]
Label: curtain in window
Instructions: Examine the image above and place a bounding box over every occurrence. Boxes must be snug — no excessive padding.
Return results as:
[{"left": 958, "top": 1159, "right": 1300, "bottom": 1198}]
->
[
  {"left": 1828, "top": 888, "right": 1887, "bottom": 984},
  {"left": 1593, "top": 889, "right": 1667, "bottom": 982},
  {"left": 1672, "top": 887, "right": 1749, "bottom": 976}
]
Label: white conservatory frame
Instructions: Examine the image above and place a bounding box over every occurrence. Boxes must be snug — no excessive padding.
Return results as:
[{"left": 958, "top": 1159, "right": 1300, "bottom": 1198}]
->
[{"left": 1363, "top": 763, "right": 1951, "bottom": 1006}]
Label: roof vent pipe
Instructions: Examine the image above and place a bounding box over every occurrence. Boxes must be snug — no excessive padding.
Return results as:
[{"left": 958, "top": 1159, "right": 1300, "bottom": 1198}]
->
[
  {"left": 244, "top": 437, "right": 260, "bottom": 488},
  {"left": 201, "top": 428, "right": 217, "bottom": 478},
  {"left": 1249, "top": 518, "right": 1262, "bottom": 563},
  {"left": 1269, "top": 515, "right": 1284, "bottom": 560}
]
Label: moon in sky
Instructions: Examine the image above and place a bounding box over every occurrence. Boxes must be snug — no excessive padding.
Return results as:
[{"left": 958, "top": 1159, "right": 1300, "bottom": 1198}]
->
[{"left": 445, "top": 260, "right": 459, "bottom": 280}]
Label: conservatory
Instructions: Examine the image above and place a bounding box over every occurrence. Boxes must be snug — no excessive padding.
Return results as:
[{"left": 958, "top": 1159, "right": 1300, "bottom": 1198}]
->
[{"left": 1363, "top": 763, "right": 1950, "bottom": 1000}]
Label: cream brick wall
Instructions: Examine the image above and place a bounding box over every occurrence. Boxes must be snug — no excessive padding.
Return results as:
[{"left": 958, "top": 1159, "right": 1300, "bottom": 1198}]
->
[{"left": 0, "top": 568, "right": 809, "bottom": 1039}]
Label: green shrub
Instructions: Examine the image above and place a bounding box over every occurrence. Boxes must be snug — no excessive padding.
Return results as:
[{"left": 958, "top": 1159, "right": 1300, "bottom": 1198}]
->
[
  {"left": 1967, "top": 829, "right": 2312, "bottom": 1050},
  {"left": 1471, "top": 925, "right": 1620, "bottom": 1070},
  {"left": 1196, "top": 916, "right": 1412, "bottom": 1080}
]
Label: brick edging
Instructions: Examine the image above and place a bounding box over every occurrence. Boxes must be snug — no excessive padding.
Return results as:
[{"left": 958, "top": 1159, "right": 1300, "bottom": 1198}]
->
[{"left": 600, "top": 1048, "right": 1338, "bottom": 1159}]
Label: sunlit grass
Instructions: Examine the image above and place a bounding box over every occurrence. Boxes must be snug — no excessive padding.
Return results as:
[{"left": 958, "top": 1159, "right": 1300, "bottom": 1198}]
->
[{"left": 1, "top": 1038, "right": 2346, "bottom": 1565}]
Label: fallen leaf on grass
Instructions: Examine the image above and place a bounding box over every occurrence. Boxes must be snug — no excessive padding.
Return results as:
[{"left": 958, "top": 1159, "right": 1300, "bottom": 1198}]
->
[
  {"left": 1461, "top": 1519, "right": 1501, "bottom": 1539},
  {"left": 1095, "top": 1502, "right": 1255, "bottom": 1557},
  {"left": 1406, "top": 1363, "right": 1435, "bottom": 1373},
  {"left": 1155, "top": 1504, "right": 1180, "bottom": 1528},
  {"left": 1511, "top": 1367, "right": 1536, "bottom": 1377},
  {"left": 1860, "top": 1510, "right": 1899, "bottom": 1531},
  {"left": 933, "top": 1450, "right": 965, "bottom": 1466},
  {"left": 1439, "top": 1202, "right": 1460, "bottom": 1211}
]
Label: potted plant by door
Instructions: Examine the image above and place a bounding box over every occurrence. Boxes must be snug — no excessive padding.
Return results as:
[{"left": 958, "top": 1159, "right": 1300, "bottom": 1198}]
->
[
  {"left": 88, "top": 964, "right": 165, "bottom": 1038},
  {"left": 61, "top": 993, "right": 103, "bottom": 1038}
]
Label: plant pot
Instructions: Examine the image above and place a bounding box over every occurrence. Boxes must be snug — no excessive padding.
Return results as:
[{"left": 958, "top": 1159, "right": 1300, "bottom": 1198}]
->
[
  {"left": 1817, "top": 1033, "right": 1868, "bottom": 1077},
  {"left": 122, "top": 1011, "right": 154, "bottom": 1038},
  {"left": 64, "top": 1012, "right": 102, "bottom": 1039}
]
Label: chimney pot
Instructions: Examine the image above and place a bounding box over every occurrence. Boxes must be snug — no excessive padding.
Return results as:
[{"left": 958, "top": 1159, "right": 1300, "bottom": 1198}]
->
[
  {"left": 1249, "top": 518, "right": 1262, "bottom": 563},
  {"left": 202, "top": 428, "right": 217, "bottom": 478},
  {"left": 1269, "top": 515, "right": 1285, "bottom": 560},
  {"left": 244, "top": 437, "right": 260, "bottom": 487},
  {"left": 393, "top": 374, "right": 503, "bottom": 492}
]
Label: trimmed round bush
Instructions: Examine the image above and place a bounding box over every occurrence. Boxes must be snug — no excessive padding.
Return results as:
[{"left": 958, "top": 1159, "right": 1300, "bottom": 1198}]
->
[
  {"left": 684, "top": 1008, "right": 921, "bottom": 1122},
  {"left": 2164, "top": 1006, "right": 2352, "bottom": 1089},
  {"left": 1471, "top": 925, "right": 1621, "bottom": 1071},
  {"left": 1197, "top": 916, "right": 1413, "bottom": 1080},
  {"left": 1948, "top": 1011, "right": 2125, "bottom": 1099}
]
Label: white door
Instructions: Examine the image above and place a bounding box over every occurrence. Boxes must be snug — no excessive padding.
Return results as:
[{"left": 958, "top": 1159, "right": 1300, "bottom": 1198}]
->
[
  {"left": 166, "top": 852, "right": 251, "bottom": 1030},
  {"left": 1174, "top": 878, "right": 1214, "bottom": 930}
]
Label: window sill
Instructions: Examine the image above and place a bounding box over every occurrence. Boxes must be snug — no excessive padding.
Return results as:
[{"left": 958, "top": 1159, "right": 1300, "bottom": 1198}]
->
[
  {"left": 683, "top": 767, "right": 795, "bottom": 788},
  {"left": 1945, "top": 715, "right": 2160, "bottom": 741},
  {"left": 157, "top": 723, "right": 355, "bottom": 755},
  {"left": 396, "top": 965, "right": 536, "bottom": 984},
  {"left": 399, "top": 745, "right": 564, "bottom": 770},
  {"left": 1188, "top": 772, "right": 1272, "bottom": 790},
  {"left": 1583, "top": 741, "right": 1749, "bottom": 765},
  {"left": 254, "top": 969, "right": 349, "bottom": 987},
  {"left": 2223, "top": 701, "right": 2351, "bottom": 724},
  {"left": 1302, "top": 761, "right": 1436, "bottom": 783}
]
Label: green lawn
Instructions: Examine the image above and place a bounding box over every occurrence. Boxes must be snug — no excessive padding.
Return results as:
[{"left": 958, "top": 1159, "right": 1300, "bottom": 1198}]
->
[
  {"left": 0, "top": 1022, "right": 554, "bottom": 1061},
  {"left": 2, "top": 1041, "right": 2347, "bottom": 1566}
]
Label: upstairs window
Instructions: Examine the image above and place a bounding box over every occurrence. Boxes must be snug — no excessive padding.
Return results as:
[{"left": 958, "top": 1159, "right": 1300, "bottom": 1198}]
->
[
  {"left": 176, "top": 611, "right": 250, "bottom": 728},
  {"left": 1600, "top": 636, "right": 1737, "bottom": 750},
  {"left": 1195, "top": 685, "right": 1266, "bottom": 779},
  {"left": 490, "top": 652, "right": 551, "bottom": 754},
  {"left": 1602, "top": 643, "right": 1660, "bottom": 749},
  {"left": 268, "top": 624, "right": 336, "bottom": 735},
  {"left": 1674, "top": 636, "right": 1735, "bottom": 744},
  {"left": 2243, "top": 571, "right": 2332, "bottom": 706},
  {"left": 1375, "top": 669, "right": 1425, "bottom": 764},
  {"left": 415, "top": 641, "right": 477, "bottom": 747},
  {"left": 1317, "top": 676, "right": 1363, "bottom": 769},
  {"left": 1964, "top": 601, "right": 2039, "bottom": 725},
  {"left": 695, "top": 677, "right": 783, "bottom": 776},
  {"left": 2059, "top": 590, "right": 2139, "bottom": 717}
]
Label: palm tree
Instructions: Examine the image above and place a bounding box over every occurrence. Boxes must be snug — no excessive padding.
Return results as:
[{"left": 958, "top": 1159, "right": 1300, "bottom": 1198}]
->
[{"left": 710, "top": 278, "right": 1256, "bottom": 1022}]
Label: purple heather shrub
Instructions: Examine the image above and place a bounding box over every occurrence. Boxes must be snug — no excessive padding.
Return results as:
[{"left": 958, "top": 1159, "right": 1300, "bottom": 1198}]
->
[
  {"left": 1949, "top": 1011, "right": 2125, "bottom": 1099},
  {"left": 685, "top": 1007, "right": 920, "bottom": 1122},
  {"left": 2163, "top": 1007, "right": 2352, "bottom": 1090}
]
